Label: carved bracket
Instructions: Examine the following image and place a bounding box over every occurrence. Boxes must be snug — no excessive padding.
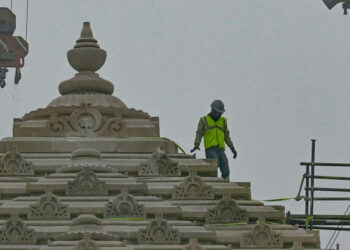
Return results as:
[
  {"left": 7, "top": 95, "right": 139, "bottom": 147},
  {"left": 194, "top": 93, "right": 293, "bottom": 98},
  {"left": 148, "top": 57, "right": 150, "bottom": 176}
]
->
[
  {"left": 65, "top": 168, "right": 108, "bottom": 196},
  {"left": 104, "top": 189, "right": 145, "bottom": 218},
  {"left": 28, "top": 189, "right": 70, "bottom": 219},
  {"left": 0, "top": 146, "right": 34, "bottom": 175},
  {"left": 137, "top": 213, "right": 180, "bottom": 244},
  {"left": 290, "top": 241, "right": 305, "bottom": 250},
  {"left": 138, "top": 148, "right": 181, "bottom": 176},
  {"left": 172, "top": 171, "right": 214, "bottom": 200},
  {"left": 183, "top": 238, "right": 204, "bottom": 250},
  {"left": 0, "top": 214, "right": 36, "bottom": 244},
  {"left": 74, "top": 234, "right": 100, "bottom": 250},
  {"left": 240, "top": 218, "right": 283, "bottom": 248},
  {"left": 206, "top": 194, "right": 248, "bottom": 224}
]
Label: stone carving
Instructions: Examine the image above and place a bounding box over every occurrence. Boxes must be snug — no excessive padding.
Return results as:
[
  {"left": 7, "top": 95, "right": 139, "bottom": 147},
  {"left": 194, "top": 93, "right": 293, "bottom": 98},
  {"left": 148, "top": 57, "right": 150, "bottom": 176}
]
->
[
  {"left": 28, "top": 189, "right": 70, "bottom": 219},
  {"left": 65, "top": 168, "right": 108, "bottom": 196},
  {"left": 137, "top": 213, "right": 180, "bottom": 244},
  {"left": 183, "top": 238, "right": 204, "bottom": 250},
  {"left": 0, "top": 214, "right": 36, "bottom": 244},
  {"left": 74, "top": 234, "right": 100, "bottom": 250},
  {"left": 290, "top": 241, "right": 305, "bottom": 250},
  {"left": 172, "top": 171, "right": 214, "bottom": 200},
  {"left": 104, "top": 189, "right": 145, "bottom": 218},
  {"left": 240, "top": 218, "right": 283, "bottom": 248},
  {"left": 0, "top": 146, "right": 34, "bottom": 175},
  {"left": 206, "top": 194, "right": 248, "bottom": 224},
  {"left": 138, "top": 148, "right": 180, "bottom": 176},
  {"left": 48, "top": 103, "right": 123, "bottom": 136}
]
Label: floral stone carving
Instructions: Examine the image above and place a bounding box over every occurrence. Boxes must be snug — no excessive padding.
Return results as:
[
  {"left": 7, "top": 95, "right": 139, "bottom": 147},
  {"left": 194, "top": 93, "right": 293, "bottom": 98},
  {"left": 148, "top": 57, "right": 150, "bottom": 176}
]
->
[
  {"left": 0, "top": 214, "right": 36, "bottom": 244},
  {"left": 138, "top": 148, "right": 180, "bottom": 176},
  {"left": 172, "top": 171, "right": 214, "bottom": 200},
  {"left": 206, "top": 194, "right": 248, "bottom": 224},
  {"left": 74, "top": 234, "right": 100, "bottom": 250},
  {"left": 0, "top": 146, "right": 34, "bottom": 175},
  {"left": 28, "top": 189, "right": 70, "bottom": 219},
  {"left": 137, "top": 213, "right": 180, "bottom": 244},
  {"left": 183, "top": 238, "right": 204, "bottom": 250},
  {"left": 65, "top": 168, "right": 108, "bottom": 196},
  {"left": 240, "top": 218, "right": 283, "bottom": 248},
  {"left": 104, "top": 189, "right": 145, "bottom": 218},
  {"left": 48, "top": 103, "right": 123, "bottom": 136}
]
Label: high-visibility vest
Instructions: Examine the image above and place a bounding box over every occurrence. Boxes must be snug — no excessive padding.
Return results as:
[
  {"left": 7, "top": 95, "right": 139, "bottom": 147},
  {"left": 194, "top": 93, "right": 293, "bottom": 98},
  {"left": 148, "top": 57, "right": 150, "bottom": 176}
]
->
[{"left": 202, "top": 115, "right": 226, "bottom": 150}]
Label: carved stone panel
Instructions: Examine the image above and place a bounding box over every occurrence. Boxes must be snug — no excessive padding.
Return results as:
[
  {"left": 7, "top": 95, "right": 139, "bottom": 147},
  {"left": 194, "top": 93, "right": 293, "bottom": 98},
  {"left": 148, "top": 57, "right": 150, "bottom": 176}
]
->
[
  {"left": 104, "top": 189, "right": 145, "bottom": 218},
  {"left": 48, "top": 103, "right": 123, "bottom": 137},
  {"left": 28, "top": 189, "right": 70, "bottom": 219},
  {"left": 137, "top": 213, "right": 180, "bottom": 244},
  {"left": 183, "top": 238, "right": 204, "bottom": 250},
  {"left": 138, "top": 148, "right": 180, "bottom": 176},
  {"left": 65, "top": 168, "right": 108, "bottom": 196},
  {"left": 206, "top": 194, "right": 248, "bottom": 224},
  {"left": 172, "top": 171, "right": 214, "bottom": 200},
  {"left": 0, "top": 146, "right": 34, "bottom": 175},
  {"left": 240, "top": 218, "right": 283, "bottom": 248},
  {"left": 0, "top": 214, "right": 36, "bottom": 244}
]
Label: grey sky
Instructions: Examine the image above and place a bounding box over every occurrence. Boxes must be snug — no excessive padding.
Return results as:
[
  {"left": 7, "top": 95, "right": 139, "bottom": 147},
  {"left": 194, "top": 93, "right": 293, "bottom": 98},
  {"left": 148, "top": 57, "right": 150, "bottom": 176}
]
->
[{"left": 0, "top": 0, "right": 349, "bottom": 248}]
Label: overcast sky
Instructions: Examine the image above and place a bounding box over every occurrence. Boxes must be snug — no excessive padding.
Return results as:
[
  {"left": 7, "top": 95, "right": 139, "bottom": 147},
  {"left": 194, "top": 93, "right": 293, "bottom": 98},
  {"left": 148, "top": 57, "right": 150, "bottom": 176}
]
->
[{"left": 0, "top": 0, "right": 349, "bottom": 248}]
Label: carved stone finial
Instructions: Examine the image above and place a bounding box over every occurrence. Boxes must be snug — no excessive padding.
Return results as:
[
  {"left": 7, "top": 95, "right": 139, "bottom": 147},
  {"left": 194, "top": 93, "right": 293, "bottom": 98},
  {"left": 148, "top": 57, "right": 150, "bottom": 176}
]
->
[
  {"left": 137, "top": 213, "right": 180, "bottom": 244},
  {"left": 206, "top": 195, "right": 248, "bottom": 224},
  {"left": 138, "top": 148, "right": 180, "bottom": 176},
  {"left": 0, "top": 146, "right": 34, "bottom": 175},
  {"left": 65, "top": 168, "right": 108, "bottom": 195},
  {"left": 172, "top": 171, "right": 214, "bottom": 200},
  {"left": 183, "top": 238, "right": 204, "bottom": 250},
  {"left": 28, "top": 189, "right": 70, "bottom": 219},
  {"left": 240, "top": 219, "right": 283, "bottom": 248},
  {"left": 104, "top": 189, "right": 145, "bottom": 218},
  {"left": 0, "top": 214, "right": 37, "bottom": 244}
]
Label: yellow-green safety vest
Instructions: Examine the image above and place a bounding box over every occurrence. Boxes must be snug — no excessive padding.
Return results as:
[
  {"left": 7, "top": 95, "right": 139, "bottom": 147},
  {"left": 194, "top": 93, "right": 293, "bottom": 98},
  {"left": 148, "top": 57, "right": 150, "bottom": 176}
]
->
[{"left": 202, "top": 115, "right": 226, "bottom": 150}]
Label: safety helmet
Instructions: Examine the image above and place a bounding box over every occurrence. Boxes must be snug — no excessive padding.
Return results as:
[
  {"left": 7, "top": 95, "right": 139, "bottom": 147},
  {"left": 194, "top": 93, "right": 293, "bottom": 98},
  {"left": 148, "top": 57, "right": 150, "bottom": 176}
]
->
[{"left": 210, "top": 100, "right": 225, "bottom": 113}]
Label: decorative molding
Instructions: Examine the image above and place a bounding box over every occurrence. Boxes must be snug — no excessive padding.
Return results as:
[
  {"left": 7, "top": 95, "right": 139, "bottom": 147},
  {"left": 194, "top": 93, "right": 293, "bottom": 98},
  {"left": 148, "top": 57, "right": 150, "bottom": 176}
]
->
[
  {"left": 172, "top": 171, "right": 214, "bottom": 200},
  {"left": 206, "top": 194, "right": 248, "bottom": 224},
  {"left": 240, "top": 218, "right": 283, "bottom": 248},
  {"left": 65, "top": 168, "right": 108, "bottom": 196},
  {"left": 0, "top": 146, "right": 34, "bottom": 175},
  {"left": 74, "top": 234, "right": 100, "bottom": 250},
  {"left": 183, "top": 238, "right": 204, "bottom": 250},
  {"left": 0, "top": 214, "right": 36, "bottom": 244},
  {"left": 138, "top": 148, "right": 180, "bottom": 176},
  {"left": 104, "top": 189, "right": 145, "bottom": 218},
  {"left": 137, "top": 213, "right": 180, "bottom": 244},
  {"left": 28, "top": 189, "right": 70, "bottom": 219},
  {"left": 48, "top": 103, "right": 123, "bottom": 136}
]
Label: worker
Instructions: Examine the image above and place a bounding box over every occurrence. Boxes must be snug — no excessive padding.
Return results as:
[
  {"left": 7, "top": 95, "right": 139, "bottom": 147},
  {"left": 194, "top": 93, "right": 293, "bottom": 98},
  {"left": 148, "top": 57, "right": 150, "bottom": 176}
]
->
[{"left": 190, "top": 100, "right": 237, "bottom": 179}]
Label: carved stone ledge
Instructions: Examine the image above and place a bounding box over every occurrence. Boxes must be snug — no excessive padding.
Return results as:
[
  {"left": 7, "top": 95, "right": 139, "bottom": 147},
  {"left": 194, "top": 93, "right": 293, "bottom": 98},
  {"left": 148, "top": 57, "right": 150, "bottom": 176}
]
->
[
  {"left": 65, "top": 168, "right": 108, "bottom": 196},
  {"left": 104, "top": 189, "right": 145, "bottom": 218},
  {"left": 28, "top": 189, "right": 70, "bottom": 220},
  {"left": 206, "top": 194, "right": 248, "bottom": 224},
  {"left": 240, "top": 218, "right": 283, "bottom": 248},
  {"left": 183, "top": 238, "right": 204, "bottom": 250},
  {"left": 0, "top": 214, "right": 37, "bottom": 244},
  {"left": 0, "top": 146, "right": 34, "bottom": 176},
  {"left": 137, "top": 213, "right": 180, "bottom": 244},
  {"left": 172, "top": 171, "right": 214, "bottom": 200},
  {"left": 138, "top": 148, "right": 180, "bottom": 176}
]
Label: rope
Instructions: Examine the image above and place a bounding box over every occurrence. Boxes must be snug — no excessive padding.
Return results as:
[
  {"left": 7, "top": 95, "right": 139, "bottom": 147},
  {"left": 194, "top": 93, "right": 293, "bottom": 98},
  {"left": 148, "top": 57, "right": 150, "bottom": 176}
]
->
[
  {"left": 325, "top": 204, "right": 350, "bottom": 249},
  {"left": 305, "top": 216, "right": 314, "bottom": 231},
  {"left": 25, "top": 0, "right": 29, "bottom": 41}
]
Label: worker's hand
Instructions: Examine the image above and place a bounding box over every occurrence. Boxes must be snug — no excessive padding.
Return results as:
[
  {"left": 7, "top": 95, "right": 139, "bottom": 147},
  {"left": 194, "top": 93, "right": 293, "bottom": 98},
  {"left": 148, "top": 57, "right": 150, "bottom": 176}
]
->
[
  {"left": 231, "top": 148, "right": 237, "bottom": 159},
  {"left": 190, "top": 146, "right": 200, "bottom": 153}
]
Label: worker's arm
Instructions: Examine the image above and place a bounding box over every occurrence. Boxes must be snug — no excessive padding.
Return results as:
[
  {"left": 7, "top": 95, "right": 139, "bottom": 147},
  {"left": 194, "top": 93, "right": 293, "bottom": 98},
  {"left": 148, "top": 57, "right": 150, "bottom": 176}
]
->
[
  {"left": 224, "top": 119, "right": 237, "bottom": 159},
  {"left": 191, "top": 118, "right": 205, "bottom": 152}
]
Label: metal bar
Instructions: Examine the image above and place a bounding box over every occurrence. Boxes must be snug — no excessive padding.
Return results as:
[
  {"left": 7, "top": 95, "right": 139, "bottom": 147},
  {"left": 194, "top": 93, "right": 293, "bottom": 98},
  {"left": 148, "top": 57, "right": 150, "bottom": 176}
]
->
[
  {"left": 310, "top": 175, "right": 350, "bottom": 181},
  {"left": 305, "top": 165, "right": 310, "bottom": 216},
  {"left": 305, "top": 187, "right": 350, "bottom": 192},
  {"left": 310, "top": 139, "right": 316, "bottom": 230},
  {"left": 289, "top": 214, "right": 350, "bottom": 220},
  {"left": 314, "top": 197, "right": 350, "bottom": 201},
  {"left": 336, "top": 243, "right": 340, "bottom": 250},
  {"left": 288, "top": 218, "right": 350, "bottom": 225},
  {"left": 298, "top": 225, "right": 350, "bottom": 231},
  {"left": 301, "top": 162, "right": 350, "bottom": 167}
]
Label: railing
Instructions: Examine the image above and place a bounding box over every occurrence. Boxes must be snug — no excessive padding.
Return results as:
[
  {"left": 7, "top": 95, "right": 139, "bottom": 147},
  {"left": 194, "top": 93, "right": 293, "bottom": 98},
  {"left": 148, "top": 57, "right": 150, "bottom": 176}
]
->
[{"left": 287, "top": 140, "right": 350, "bottom": 232}]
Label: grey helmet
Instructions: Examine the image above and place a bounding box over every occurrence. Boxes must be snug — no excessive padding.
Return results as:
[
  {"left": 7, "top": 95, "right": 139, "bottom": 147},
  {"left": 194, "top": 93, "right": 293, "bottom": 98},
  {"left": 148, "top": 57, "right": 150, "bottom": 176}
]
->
[{"left": 210, "top": 100, "right": 225, "bottom": 113}]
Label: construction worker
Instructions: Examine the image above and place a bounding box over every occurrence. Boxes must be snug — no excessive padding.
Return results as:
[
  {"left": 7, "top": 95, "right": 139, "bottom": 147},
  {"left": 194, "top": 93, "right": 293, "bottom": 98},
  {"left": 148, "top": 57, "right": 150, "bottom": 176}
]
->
[{"left": 191, "top": 100, "right": 237, "bottom": 179}]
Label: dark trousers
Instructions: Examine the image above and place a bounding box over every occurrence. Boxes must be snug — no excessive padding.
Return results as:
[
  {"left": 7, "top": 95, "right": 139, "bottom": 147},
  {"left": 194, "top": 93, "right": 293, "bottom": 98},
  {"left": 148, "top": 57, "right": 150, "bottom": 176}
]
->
[{"left": 205, "top": 147, "right": 229, "bottom": 179}]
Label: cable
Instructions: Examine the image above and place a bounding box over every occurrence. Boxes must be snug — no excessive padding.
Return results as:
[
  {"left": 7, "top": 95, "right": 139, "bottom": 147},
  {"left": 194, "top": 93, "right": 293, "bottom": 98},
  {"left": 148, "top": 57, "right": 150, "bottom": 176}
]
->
[
  {"left": 25, "top": 0, "right": 29, "bottom": 41},
  {"left": 325, "top": 204, "right": 350, "bottom": 249}
]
